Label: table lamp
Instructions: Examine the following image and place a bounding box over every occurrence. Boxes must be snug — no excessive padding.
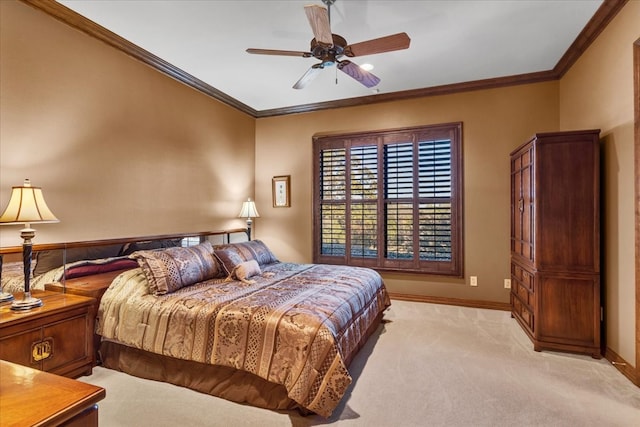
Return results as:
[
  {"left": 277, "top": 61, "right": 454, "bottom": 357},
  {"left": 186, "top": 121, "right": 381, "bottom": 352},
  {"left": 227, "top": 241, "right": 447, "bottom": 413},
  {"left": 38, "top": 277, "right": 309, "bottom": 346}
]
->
[
  {"left": 238, "top": 198, "right": 259, "bottom": 241},
  {"left": 0, "top": 179, "right": 59, "bottom": 310}
]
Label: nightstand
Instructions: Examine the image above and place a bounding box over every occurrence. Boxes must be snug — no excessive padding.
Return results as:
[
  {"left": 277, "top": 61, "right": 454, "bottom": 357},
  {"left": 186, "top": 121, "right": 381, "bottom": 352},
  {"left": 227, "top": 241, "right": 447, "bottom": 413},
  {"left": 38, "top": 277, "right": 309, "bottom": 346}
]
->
[
  {"left": 0, "top": 290, "right": 95, "bottom": 378},
  {"left": 45, "top": 268, "right": 131, "bottom": 364}
]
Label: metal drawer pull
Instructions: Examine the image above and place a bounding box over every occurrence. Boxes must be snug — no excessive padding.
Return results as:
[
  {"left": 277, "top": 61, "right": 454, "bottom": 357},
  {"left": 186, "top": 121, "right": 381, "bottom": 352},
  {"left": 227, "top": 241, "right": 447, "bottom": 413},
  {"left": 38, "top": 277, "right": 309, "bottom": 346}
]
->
[{"left": 31, "top": 338, "right": 53, "bottom": 362}]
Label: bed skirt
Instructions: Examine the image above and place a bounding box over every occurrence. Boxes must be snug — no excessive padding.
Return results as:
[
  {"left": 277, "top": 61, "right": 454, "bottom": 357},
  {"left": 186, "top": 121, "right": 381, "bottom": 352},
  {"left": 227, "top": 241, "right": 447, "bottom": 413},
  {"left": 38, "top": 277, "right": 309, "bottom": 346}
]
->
[{"left": 98, "top": 309, "right": 386, "bottom": 415}]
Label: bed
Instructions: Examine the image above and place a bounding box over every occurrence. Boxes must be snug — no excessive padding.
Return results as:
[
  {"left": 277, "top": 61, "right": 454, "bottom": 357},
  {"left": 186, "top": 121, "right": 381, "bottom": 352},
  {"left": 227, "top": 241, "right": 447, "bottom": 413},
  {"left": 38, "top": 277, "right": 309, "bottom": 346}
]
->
[{"left": 1, "top": 232, "right": 389, "bottom": 417}]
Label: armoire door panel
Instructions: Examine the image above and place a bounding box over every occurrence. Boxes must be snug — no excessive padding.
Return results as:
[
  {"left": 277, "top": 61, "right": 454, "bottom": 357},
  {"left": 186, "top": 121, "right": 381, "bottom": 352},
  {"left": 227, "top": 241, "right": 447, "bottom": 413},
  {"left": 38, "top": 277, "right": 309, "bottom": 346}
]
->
[{"left": 537, "top": 275, "right": 598, "bottom": 345}]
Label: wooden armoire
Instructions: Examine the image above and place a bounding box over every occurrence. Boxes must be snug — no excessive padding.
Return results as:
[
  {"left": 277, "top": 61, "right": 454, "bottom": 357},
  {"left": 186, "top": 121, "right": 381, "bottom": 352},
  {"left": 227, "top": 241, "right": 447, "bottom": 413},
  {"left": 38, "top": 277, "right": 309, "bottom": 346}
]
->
[{"left": 510, "top": 129, "right": 601, "bottom": 358}]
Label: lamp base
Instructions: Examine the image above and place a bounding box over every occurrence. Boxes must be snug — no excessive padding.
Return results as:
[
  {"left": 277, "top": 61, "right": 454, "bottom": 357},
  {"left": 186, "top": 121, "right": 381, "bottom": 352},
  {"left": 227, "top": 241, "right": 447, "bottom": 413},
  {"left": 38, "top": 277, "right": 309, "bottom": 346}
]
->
[
  {"left": 10, "top": 295, "right": 43, "bottom": 311},
  {"left": 0, "top": 292, "right": 14, "bottom": 303}
]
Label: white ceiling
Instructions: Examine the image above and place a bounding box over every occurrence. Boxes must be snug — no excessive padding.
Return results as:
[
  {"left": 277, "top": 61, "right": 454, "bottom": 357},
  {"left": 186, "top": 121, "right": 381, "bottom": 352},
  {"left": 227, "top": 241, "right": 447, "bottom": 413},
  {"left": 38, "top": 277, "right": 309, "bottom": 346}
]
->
[{"left": 57, "top": 0, "right": 603, "bottom": 113}]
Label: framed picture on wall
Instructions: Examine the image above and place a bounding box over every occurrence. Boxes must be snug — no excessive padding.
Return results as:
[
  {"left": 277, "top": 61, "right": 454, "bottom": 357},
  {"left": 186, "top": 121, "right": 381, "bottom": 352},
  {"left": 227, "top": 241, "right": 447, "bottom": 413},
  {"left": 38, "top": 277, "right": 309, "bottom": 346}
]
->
[{"left": 272, "top": 175, "right": 290, "bottom": 208}]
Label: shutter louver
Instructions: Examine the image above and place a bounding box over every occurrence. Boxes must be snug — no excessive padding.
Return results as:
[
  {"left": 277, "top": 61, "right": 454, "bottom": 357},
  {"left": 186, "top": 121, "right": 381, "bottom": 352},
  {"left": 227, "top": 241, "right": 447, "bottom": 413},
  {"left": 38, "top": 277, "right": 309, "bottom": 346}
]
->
[
  {"left": 419, "top": 139, "right": 452, "bottom": 198},
  {"left": 321, "top": 149, "right": 346, "bottom": 201},
  {"left": 320, "top": 149, "right": 346, "bottom": 256},
  {"left": 350, "top": 146, "right": 378, "bottom": 258},
  {"left": 420, "top": 202, "right": 452, "bottom": 261},
  {"left": 321, "top": 204, "right": 346, "bottom": 255},
  {"left": 384, "top": 142, "right": 414, "bottom": 260},
  {"left": 418, "top": 139, "right": 452, "bottom": 261},
  {"left": 351, "top": 203, "right": 377, "bottom": 257},
  {"left": 386, "top": 202, "right": 413, "bottom": 259}
]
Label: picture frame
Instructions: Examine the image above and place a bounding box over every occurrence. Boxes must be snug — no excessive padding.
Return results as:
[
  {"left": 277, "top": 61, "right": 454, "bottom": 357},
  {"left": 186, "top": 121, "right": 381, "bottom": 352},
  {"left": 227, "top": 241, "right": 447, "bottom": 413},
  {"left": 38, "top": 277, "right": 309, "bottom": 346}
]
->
[{"left": 272, "top": 175, "right": 291, "bottom": 208}]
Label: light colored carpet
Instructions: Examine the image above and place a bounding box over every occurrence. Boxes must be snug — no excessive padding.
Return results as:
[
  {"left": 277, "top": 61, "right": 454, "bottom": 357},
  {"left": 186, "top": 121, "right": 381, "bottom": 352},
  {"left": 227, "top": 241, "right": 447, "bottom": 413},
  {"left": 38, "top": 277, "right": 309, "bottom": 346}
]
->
[{"left": 80, "top": 300, "right": 640, "bottom": 426}]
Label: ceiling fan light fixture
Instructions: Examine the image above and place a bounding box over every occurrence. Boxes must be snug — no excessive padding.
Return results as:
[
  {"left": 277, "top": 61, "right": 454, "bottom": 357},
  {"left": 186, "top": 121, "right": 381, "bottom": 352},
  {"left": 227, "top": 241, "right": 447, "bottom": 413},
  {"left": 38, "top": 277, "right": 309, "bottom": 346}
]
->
[
  {"left": 293, "top": 64, "right": 323, "bottom": 89},
  {"left": 247, "top": 0, "right": 410, "bottom": 90}
]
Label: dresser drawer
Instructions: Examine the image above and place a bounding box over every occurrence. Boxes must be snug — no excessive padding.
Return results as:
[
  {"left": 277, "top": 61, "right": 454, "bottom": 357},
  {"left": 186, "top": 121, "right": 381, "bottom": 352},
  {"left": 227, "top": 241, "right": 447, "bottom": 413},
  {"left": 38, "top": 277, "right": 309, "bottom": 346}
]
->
[
  {"left": 513, "top": 279, "right": 531, "bottom": 306},
  {"left": 43, "top": 314, "right": 91, "bottom": 373},
  {"left": 0, "top": 328, "right": 41, "bottom": 368},
  {"left": 511, "top": 263, "right": 534, "bottom": 292},
  {"left": 0, "top": 292, "right": 95, "bottom": 378},
  {"left": 511, "top": 292, "right": 534, "bottom": 333}
]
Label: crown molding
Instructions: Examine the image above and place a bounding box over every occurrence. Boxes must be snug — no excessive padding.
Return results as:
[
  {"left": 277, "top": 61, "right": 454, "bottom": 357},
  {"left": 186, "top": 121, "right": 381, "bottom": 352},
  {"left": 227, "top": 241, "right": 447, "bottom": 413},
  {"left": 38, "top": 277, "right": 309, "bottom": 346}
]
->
[
  {"left": 21, "top": 0, "right": 628, "bottom": 119},
  {"left": 553, "top": 0, "right": 628, "bottom": 77}
]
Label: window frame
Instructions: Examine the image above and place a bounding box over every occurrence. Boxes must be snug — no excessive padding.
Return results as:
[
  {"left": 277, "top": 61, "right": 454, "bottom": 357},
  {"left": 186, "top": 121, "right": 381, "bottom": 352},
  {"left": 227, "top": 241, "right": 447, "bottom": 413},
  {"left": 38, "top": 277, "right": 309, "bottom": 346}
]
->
[{"left": 312, "top": 122, "right": 464, "bottom": 277}]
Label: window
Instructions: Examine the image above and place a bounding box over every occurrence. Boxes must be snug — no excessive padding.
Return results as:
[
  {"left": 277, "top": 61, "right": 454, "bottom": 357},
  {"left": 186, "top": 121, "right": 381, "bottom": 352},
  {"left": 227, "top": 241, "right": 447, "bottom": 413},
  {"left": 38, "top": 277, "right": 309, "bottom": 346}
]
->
[{"left": 313, "top": 123, "right": 463, "bottom": 276}]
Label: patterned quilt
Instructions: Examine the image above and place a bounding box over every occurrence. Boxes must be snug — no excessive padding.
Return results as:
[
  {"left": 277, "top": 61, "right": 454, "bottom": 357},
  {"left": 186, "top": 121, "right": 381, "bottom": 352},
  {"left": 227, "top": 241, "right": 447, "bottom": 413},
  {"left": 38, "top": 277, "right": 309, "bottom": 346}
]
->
[{"left": 98, "top": 262, "right": 390, "bottom": 417}]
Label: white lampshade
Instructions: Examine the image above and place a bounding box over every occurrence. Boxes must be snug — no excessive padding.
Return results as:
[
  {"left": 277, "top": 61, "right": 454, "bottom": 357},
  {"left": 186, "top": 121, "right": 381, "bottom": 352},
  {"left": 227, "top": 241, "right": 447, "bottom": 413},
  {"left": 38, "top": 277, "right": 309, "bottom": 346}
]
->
[
  {"left": 0, "top": 179, "right": 59, "bottom": 226},
  {"left": 238, "top": 198, "right": 260, "bottom": 219},
  {"left": 0, "top": 179, "right": 59, "bottom": 311}
]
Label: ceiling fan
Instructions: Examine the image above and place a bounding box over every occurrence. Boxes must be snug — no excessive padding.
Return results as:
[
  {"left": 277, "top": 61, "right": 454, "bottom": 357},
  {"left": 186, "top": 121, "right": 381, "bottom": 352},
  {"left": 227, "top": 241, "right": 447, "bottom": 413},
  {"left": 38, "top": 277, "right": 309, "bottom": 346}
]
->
[{"left": 246, "top": 0, "right": 410, "bottom": 90}]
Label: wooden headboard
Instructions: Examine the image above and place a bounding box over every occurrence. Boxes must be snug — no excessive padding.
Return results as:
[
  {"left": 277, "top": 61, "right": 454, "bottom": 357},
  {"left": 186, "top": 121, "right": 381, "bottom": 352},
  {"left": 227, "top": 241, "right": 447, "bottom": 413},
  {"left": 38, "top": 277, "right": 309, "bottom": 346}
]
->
[{"left": 0, "top": 228, "right": 249, "bottom": 260}]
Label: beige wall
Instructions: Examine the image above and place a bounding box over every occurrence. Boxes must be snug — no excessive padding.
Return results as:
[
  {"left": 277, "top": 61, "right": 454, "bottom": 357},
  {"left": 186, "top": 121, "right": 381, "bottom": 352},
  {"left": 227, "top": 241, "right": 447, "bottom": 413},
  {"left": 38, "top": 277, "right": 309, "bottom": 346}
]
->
[
  {"left": 559, "top": 0, "right": 639, "bottom": 366},
  {"left": 0, "top": 1, "right": 255, "bottom": 248},
  {"left": 2, "top": 0, "right": 636, "bottom": 365},
  {"left": 255, "top": 82, "right": 559, "bottom": 303}
]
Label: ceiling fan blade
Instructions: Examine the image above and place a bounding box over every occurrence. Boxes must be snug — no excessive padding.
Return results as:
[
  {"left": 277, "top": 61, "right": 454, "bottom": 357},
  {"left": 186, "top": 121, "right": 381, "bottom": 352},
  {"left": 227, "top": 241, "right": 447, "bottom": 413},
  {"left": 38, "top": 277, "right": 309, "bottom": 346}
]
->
[
  {"left": 345, "top": 32, "right": 411, "bottom": 57},
  {"left": 338, "top": 60, "right": 380, "bottom": 88},
  {"left": 293, "top": 64, "right": 323, "bottom": 90},
  {"left": 304, "top": 5, "right": 333, "bottom": 46},
  {"left": 246, "top": 48, "right": 312, "bottom": 58}
]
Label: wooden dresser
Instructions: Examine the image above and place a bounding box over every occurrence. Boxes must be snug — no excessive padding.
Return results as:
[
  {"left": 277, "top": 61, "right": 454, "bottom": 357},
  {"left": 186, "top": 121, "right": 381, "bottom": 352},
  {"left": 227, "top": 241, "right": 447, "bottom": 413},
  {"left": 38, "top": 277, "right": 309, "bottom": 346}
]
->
[
  {"left": 510, "top": 129, "right": 601, "bottom": 358},
  {"left": 0, "top": 359, "right": 105, "bottom": 427},
  {"left": 0, "top": 291, "right": 96, "bottom": 377}
]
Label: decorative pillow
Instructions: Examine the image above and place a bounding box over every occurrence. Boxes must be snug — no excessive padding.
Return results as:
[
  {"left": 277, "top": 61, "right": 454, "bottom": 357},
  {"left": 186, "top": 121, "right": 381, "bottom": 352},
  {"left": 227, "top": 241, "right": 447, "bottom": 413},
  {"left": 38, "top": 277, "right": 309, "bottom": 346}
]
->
[
  {"left": 231, "top": 260, "right": 261, "bottom": 283},
  {"left": 214, "top": 248, "right": 244, "bottom": 276},
  {"left": 34, "top": 244, "right": 123, "bottom": 277},
  {"left": 64, "top": 258, "right": 139, "bottom": 280},
  {"left": 131, "top": 241, "right": 222, "bottom": 295},
  {"left": 213, "top": 240, "right": 278, "bottom": 276}
]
